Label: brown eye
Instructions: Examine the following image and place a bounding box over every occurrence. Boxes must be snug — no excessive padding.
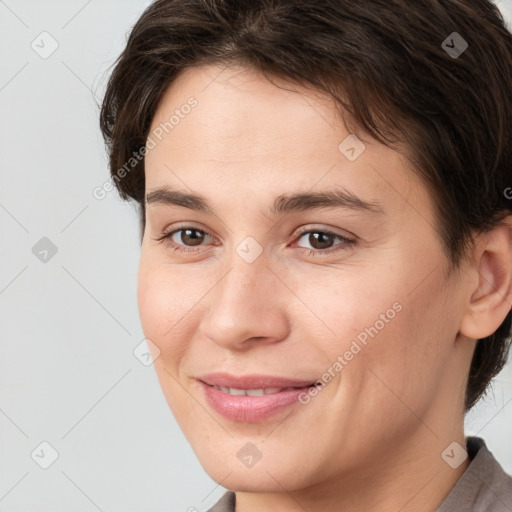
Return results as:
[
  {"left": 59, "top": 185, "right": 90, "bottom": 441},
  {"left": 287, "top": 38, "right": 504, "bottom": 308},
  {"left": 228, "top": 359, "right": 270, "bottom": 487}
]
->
[
  {"left": 177, "top": 228, "right": 206, "bottom": 246},
  {"left": 305, "top": 232, "right": 335, "bottom": 250},
  {"left": 294, "top": 228, "right": 356, "bottom": 257},
  {"left": 154, "top": 226, "right": 214, "bottom": 252}
]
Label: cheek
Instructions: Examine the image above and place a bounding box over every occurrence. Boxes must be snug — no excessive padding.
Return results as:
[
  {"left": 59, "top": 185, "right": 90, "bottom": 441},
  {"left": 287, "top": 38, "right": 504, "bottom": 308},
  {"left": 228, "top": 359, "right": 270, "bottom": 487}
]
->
[
  {"left": 311, "top": 261, "right": 453, "bottom": 382},
  {"left": 137, "top": 259, "right": 195, "bottom": 417},
  {"left": 137, "top": 255, "right": 190, "bottom": 362},
  {"left": 346, "top": 273, "right": 457, "bottom": 418},
  {"left": 137, "top": 263, "right": 164, "bottom": 341},
  {"left": 290, "top": 264, "right": 404, "bottom": 348}
]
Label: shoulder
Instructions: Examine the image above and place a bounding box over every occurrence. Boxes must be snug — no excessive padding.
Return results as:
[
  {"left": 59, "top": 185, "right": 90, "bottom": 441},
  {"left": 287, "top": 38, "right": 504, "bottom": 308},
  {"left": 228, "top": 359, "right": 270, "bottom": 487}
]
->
[
  {"left": 204, "top": 491, "right": 236, "bottom": 512},
  {"left": 437, "top": 436, "right": 512, "bottom": 511}
]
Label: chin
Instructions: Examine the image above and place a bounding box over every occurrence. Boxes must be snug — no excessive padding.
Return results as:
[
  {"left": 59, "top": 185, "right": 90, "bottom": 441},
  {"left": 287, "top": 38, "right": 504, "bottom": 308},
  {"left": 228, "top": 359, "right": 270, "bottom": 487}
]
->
[
  {"left": 195, "top": 446, "right": 312, "bottom": 493},
  {"left": 208, "top": 469, "right": 305, "bottom": 493}
]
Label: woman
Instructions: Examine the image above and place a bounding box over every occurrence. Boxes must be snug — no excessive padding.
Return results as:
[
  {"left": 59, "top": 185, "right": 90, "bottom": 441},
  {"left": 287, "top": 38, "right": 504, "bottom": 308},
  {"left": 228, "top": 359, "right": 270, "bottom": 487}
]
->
[{"left": 100, "top": 1, "right": 512, "bottom": 510}]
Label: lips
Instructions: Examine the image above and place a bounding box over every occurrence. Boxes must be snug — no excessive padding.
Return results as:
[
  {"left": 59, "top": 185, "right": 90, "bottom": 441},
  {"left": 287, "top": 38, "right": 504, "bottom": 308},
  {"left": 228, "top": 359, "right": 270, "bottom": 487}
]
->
[{"left": 198, "top": 372, "right": 319, "bottom": 422}]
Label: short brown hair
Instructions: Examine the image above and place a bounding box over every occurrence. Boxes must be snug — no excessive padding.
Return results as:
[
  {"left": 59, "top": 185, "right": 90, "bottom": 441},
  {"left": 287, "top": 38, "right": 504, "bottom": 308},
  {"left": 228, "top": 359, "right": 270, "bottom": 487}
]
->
[{"left": 99, "top": 0, "right": 512, "bottom": 411}]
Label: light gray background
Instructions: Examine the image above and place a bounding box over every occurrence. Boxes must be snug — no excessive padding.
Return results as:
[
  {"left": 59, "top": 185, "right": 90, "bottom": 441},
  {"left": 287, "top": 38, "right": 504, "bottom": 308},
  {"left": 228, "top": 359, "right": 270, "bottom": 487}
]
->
[{"left": 1, "top": 1, "right": 511, "bottom": 511}]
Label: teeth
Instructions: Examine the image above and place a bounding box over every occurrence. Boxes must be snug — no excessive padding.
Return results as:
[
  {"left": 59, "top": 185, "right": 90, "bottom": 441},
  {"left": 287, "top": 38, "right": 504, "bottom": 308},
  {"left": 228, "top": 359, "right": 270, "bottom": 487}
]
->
[
  {"left": 213, "top": 386, "right": 286, "bottom": 396},
  {"left": 228, "top": 388, "right": 246, "bottom": 396},
  {"left": 264, "top": 387, "right": 283, "bottom": 395},
  {"left": 246, "top": 389, "right": 264, "bottom": 396}
]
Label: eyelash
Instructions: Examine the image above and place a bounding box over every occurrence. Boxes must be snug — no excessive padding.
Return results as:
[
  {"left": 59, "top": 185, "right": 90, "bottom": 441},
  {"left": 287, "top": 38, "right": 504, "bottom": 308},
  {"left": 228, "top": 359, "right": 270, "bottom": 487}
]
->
[{"left": 152, "top": 225, "right": 356, "bottom": 257}]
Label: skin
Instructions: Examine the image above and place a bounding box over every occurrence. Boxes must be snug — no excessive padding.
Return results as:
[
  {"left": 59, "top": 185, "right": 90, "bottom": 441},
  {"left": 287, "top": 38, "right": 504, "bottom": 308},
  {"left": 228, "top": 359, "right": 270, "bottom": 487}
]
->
[{"left": 137, "top": 64, "right": 512, "bottom": 511}]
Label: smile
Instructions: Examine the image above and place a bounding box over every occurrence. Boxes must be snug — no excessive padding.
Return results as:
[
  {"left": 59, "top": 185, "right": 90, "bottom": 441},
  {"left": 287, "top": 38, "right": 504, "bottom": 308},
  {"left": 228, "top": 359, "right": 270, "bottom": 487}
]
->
[{"left": 198, "top": 374, "right": 320, "bottom": 422}]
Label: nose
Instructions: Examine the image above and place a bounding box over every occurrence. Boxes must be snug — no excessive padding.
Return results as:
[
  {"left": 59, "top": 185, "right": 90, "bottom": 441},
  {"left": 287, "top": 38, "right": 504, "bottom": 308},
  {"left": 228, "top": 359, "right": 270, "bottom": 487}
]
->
[{"left": 198, "top": 250, "right": 290, "bottom": 351}]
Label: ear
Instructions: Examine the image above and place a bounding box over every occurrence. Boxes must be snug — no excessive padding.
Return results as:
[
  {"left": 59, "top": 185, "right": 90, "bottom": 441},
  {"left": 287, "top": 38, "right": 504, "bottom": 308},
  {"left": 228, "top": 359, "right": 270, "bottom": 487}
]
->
[{"left": 459, "top": 217, "right": 512, "bottom": 340}]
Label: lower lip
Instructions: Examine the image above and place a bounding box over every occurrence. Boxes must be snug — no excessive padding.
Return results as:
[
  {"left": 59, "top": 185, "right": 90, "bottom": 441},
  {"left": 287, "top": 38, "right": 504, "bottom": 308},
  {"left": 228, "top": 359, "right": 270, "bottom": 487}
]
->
[{"left": 199, "top": 381, "right": 313, "bottom": 422}]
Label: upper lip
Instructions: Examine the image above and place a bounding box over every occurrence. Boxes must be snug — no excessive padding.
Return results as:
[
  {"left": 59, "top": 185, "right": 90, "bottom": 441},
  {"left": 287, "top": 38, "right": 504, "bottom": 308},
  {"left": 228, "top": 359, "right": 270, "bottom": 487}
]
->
[{"left": 199, "top": 372, "right": 318, "bottom": 389}]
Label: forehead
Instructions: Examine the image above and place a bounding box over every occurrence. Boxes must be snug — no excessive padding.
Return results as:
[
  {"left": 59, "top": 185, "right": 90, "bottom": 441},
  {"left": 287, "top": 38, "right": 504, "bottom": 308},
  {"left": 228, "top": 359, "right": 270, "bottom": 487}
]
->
[
  {"left": 148, "top": 64, "right": 344, "bottom": 159},
  {"left": 144, "top": 64, "right": 432, "bottom": 225}
]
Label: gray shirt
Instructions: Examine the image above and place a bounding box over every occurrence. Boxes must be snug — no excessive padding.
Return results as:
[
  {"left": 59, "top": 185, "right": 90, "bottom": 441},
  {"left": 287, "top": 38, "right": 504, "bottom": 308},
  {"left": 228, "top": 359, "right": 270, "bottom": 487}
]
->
[{"left": 206, "top": 437, "right": 512, "bottom": 511}]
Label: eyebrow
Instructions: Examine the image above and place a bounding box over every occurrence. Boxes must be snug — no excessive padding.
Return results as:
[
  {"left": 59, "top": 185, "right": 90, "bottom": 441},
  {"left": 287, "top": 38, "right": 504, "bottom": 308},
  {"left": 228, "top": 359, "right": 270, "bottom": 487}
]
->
[{"left": 145, "top": 186, "right": 385, "bottom": 216}]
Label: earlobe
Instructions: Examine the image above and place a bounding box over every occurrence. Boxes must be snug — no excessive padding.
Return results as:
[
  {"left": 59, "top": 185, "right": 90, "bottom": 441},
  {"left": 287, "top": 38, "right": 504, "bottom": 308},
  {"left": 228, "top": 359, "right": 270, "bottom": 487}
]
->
[{"left": 459, "top": 218, "right": 512, "bottom": 340}]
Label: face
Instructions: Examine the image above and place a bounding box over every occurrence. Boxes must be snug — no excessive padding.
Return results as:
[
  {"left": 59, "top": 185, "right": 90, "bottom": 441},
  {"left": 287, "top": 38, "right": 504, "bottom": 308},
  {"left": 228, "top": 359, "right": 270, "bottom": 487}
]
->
[{"left": 138, "top": 64, "right": 472, "bottom": 491}]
